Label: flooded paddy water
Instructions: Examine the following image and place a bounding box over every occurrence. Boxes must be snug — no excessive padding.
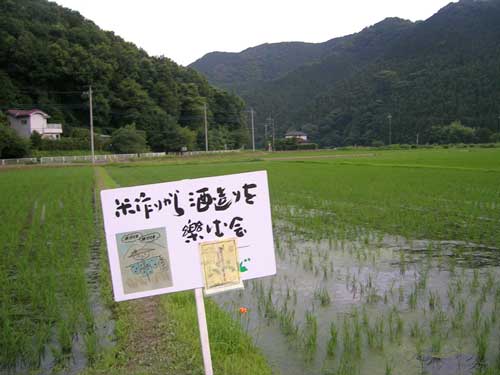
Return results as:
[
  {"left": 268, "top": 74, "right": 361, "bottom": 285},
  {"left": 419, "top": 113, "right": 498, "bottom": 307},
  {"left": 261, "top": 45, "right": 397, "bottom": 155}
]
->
[
  {"left": 101, "top": 152, "right": 500, "bottom": 375},
  {"left": 214, "top": 218, "right": 500, "bottom": 375},
  {"left": 3, "top": 150, "right": 499, "bottom": 375}
]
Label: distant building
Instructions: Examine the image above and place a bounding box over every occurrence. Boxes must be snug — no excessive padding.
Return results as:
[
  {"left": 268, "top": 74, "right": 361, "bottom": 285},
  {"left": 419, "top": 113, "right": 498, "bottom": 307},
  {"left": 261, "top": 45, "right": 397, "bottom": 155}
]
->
[
  {"left": 285, "top": 130, "right": 307, "bottom": 142},
  {"left": 6, "top": 109, "right": 62, "bottom": 140}
]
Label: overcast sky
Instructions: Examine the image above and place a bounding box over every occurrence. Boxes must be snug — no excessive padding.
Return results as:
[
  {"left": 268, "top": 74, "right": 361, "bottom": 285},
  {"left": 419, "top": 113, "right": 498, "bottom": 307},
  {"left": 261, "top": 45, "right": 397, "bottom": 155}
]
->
[{"left": 54, "top": 0, "right": 457, "bottom": 66}]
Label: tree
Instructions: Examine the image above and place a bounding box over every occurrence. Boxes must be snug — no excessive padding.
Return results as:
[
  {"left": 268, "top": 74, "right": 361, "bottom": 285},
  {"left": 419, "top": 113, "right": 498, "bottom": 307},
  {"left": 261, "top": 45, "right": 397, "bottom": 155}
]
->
[
  {"left": 110, "top": 123, "right": 149, "bottom": 154},
  {"left": 0, "top": 0, "right": 247, "bottom": 147},
  {"left": 148, "top": 123, "right": 196, "bottom": 152},
  {"left": 275, "top": 137, "right": 300, "bottom": 151},
  {"left": 30, "top": 131, "right": 42, "bottom": 149},
  {"left": 474, "top": 127, "right": 492, "bottom": 144},
  {"left": 0, "top": 115, "right": 30, "bottom": 158}
]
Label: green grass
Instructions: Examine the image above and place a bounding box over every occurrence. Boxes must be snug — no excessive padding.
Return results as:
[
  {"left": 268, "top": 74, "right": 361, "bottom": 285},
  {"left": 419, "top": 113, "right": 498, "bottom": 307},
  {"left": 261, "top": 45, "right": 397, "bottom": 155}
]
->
[{"left": 161, "top": 292, "right": 272, "bottom": 375}]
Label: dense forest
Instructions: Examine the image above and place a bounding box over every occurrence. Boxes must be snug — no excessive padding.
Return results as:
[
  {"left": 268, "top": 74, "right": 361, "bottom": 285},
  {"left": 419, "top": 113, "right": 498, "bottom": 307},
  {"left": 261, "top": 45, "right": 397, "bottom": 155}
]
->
[
  {"left": 0, "top": 0, "right": 248, "bottom": 153},
  {"left": 191, "top": 0, "right": 500, "bottom": 147}
]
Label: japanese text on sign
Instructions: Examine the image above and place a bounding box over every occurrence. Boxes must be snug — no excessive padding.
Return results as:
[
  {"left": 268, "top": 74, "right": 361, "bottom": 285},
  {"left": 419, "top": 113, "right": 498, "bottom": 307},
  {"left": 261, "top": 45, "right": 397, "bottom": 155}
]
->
[{"left": 100, "top": 171, "right": 276, "bottom": 302}]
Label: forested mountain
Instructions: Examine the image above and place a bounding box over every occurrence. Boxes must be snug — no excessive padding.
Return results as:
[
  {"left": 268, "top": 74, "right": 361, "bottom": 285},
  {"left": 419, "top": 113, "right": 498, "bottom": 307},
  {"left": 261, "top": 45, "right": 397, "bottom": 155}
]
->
[
  {"left": 191, "top": 0, "right": 500, "bottom": 146},
  {"left": 190, "top": 42, "right": 330, "bottom": 91},
  {"left": 0, "top": 0, "right": 248, "bottom": 151}
]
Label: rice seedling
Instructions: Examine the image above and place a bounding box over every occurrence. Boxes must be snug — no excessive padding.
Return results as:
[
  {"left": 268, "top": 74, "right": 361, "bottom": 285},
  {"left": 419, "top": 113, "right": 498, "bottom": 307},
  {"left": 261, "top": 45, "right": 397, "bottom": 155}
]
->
[
  {"left": 351, "top": 310, "right": 362, "bottom": 357},
  {"left": 385, "top": 359, "right": 394, "bottom": 375},
  {"left": 408, "top": 287, "right": 418, "bottom": 310},
  {"left": 409, "top": 321, "right": 422, "bottom": 339},
  {"left": 263, "top": 286, "right": 277, "bottom": 320},
  {"left": 473, "top": 299, "right": 483, "bottom": 330},
  {"left": 431, "top": 332, "right": 443, "bottom": 355},
  {"left": 314, "top": 286, "right": 332, "bottom": 307},
  {"left": 495, "top": 342, "right": 500, "bottom": 371},
  {"left": 447, "top": 283, "right": 456, "bottom": 309},
  {"left": 485, "top": 270, "right": 495, "bottom": 292},
  {"left": 366, "top": 323, "right": 376, "bottom": 349},
  {"left": 335, "top": 353, "right": 358, "bottom": 375},
  {"left": 471, "top": 269, "right": 480, "bottom": 292},
  {"left": 476, "top": 320, "right": 491, "bottom": 366},
  {"left": 278, "top": 303, "right": 299, "bottom": 338},
  {"left": 303, "top": 310, "right": 318, "bottom": 358},
  {"left": 428, "top": 290, "right": 440, "bottom": 311},
  {"left": 374, "top": 315, "right": 385, "bottom": 351},
  {"left": 417, "top": 270, "right": 428, "bottom": 291},
  {"left": 326, "top": 321, "right": 338, "bottom": 357},
  {"left": 362, "top": 307, "right": 369, "bottom": 329}
]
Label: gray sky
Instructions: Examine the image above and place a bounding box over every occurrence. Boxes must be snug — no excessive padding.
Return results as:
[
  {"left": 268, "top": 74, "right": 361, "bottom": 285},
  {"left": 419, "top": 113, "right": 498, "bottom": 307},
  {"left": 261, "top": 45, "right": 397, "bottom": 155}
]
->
[{"left": 54, "top": 0, "right": 457, "bottom": 66}]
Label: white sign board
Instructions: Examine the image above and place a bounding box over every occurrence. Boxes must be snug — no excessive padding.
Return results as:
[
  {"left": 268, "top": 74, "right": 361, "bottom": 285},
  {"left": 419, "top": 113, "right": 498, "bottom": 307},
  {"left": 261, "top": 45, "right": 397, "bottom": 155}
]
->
[{"left": 101, "top": 171, "right": 276, "bottom": 301}]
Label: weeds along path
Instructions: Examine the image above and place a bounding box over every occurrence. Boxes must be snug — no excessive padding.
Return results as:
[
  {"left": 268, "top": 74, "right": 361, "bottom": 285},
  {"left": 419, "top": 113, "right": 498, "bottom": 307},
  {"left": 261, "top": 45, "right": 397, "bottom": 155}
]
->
[{"left": 92, "top": 167, "right": 203, "bottom": 374}]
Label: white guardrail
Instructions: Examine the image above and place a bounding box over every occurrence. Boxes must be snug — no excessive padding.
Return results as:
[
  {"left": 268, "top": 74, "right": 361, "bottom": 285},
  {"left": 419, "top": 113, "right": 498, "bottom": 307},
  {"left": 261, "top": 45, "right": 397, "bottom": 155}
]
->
[
  {"left": 0, "top": 150, "right": 241, "bottom": 166},
  {"left": 167, "top": 150, "right": 241, "bottom": 156},
  {"left": 0, "top": 158, "right": 38, "bottom": 166}
]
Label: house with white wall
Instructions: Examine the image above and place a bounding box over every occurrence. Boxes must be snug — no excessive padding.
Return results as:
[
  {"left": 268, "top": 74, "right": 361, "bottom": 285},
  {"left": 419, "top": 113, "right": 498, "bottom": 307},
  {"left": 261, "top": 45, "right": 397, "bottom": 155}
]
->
[
  {"left": 6, "top": 109, "right": 62, "bottom": 140},
  {"left": 285, "top": 130, "right": 308, "bottom": 142}
]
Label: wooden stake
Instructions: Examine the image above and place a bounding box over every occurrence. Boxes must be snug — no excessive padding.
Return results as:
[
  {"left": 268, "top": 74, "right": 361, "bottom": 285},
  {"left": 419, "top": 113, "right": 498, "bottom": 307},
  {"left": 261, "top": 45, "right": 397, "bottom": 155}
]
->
[{"left": 194, "top": 288, "right": 213, "bottom": 375}]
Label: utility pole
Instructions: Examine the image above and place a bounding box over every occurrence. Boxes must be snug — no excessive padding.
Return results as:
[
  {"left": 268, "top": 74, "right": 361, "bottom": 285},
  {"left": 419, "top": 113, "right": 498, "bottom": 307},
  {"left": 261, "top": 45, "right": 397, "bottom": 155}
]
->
[
  {"left": 387, "top": 113, "right": 392, "bottom": 145},
  {"left": 250, "top": 108, "right": 255, "bottom": 151},
  {"left": 416, "top": 132, "right": 419, "bottom": 146},
  {"left": 89, "top": 85, "right": 95, "bottom": 164},
  {"left": 272, "top": 118, "right": 276, "bottom": 151},
  {"left": 204, "top": 103, "right": 208, "bottom": 152},
  {"left": 264, "top": 118, "right": 268, "bottom": 145}
]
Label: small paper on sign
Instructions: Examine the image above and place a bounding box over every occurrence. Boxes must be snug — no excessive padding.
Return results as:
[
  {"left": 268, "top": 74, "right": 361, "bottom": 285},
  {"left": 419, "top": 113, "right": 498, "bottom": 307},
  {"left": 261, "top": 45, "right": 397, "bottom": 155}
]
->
[{"left": 199, "top": 238, "right": 244, "bottom": 295}]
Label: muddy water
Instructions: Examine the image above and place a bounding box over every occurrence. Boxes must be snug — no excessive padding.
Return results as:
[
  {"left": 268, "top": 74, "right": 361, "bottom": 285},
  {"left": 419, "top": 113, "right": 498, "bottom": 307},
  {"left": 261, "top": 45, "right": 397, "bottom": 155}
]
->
[{"left": 213, "top": 227, "right": 500, "bottom": 375}]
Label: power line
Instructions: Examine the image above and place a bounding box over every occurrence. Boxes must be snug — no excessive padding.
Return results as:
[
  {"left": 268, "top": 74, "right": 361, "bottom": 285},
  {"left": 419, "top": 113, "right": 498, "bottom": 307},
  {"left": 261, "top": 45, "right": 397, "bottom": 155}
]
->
[
  {"left": 15, "top": 89, "right": 89, "bottom": 94},
  {"left": 250, "top": 108, "right": 255, "bottom": 151},
  {"left": 203, "top": 103, "right": 208, "bottom": 152},
  {"left": 88, "top": 85, "right": 95, "bottom": 164}
]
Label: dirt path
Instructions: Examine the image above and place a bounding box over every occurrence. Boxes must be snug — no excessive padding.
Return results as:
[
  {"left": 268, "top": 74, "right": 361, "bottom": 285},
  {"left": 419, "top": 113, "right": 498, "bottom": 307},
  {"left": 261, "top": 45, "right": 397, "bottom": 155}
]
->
[
  {"left": 94, "top": 167, "right": 173, "bottom": 373},
  {"left": 121, "top": 297, "right": 171, "bottom": 371}
]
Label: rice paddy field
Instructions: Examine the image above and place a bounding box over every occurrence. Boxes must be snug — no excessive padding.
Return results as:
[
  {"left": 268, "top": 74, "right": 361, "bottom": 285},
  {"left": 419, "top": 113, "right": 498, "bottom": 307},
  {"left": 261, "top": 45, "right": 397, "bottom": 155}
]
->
[
  {"left": 1, "top": 147, "right": 500, "bottom": 374},
  {"left": 0, "top": 167, "right": 106, "bottom": 373}
]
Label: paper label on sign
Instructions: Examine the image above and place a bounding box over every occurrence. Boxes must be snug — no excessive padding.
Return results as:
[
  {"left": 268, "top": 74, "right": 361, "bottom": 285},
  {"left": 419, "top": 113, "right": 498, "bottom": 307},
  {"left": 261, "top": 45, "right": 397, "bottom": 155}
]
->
[
  {"left": 200, "top": 238, "right": 241, "bottom": 291},
  {"left": 115, "top": 227, "right": 173, "bottom": 294}
]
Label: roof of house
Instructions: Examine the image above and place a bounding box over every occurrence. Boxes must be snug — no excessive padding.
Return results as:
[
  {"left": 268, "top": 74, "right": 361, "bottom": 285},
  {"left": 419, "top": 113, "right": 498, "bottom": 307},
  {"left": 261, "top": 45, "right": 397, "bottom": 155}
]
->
[
  {"left": 6, "top": 109, "right": 50, "bottom": 118},
  {"left": 285, "top": 131, "right": 307, "bottom": 137}
]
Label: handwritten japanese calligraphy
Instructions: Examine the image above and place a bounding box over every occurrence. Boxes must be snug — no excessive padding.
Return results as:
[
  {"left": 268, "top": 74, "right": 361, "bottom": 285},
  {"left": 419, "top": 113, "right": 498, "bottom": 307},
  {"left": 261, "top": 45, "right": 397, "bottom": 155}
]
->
[
  {"left": 182, "top": 216, "right": 247, "bottom": 243},
  {"left": 113, "top": 184, "right": 258, "bottom": 220}
]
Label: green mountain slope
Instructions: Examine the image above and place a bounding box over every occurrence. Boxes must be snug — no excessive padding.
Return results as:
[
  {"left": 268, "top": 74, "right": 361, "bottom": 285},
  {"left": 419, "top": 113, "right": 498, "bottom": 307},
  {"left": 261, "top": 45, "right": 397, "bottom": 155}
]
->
[
  {"left": 191, "top": 0, "right": 500, "bottom": 146},
  {"left": 0, "top": 0, "right": 247, "bottom": 151},
  {"left": 190, "top": 41, "right": 330, "bottom": 91}
]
